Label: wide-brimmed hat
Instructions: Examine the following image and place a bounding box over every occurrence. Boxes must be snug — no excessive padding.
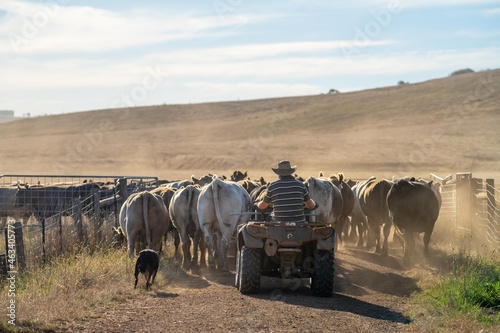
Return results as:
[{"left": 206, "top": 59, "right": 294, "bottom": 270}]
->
[{"left": 272, "top": 160, "right": 297, "bottom": 176}]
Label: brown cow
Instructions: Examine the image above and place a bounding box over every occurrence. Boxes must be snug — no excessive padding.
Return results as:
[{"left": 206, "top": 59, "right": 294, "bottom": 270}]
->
[{"left": 357, "top": 177, "right": 393, "bottom": 255}]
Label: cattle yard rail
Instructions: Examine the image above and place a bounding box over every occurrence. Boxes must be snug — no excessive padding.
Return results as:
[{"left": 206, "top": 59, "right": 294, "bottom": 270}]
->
[
  {"left": 0, "top": 174, "right": 160, "bottom": 273},
  {"left": 0, "top": 174, "right": 159, "bottom": 191},
  {"left": 431, "top": 172, "right": 499, "bottom": 252},
  {"left": 1, "top": 172, "right": 499, "bottom": 275}
]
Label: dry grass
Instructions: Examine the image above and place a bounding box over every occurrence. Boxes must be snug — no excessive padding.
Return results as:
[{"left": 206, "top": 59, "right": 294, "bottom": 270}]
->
[
  {"left": 15, "top": 249, "right": 132, "bottom": 323},
  {"left": 0, "top": 69, "right": 499, "bottom": 182},
  {"left": 0, "top": 241, "right": 182, "bottom": 331}
]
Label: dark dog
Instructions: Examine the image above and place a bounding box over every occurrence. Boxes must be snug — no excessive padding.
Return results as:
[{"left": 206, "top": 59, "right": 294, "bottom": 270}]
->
[{"left": 134, "top": 249, "right": 159, "bottom": 290}]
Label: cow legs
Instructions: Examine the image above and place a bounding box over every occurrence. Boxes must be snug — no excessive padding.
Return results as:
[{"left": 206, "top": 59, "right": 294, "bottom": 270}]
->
[
  {"left": 199, "top": 236, "right": 206, "bottom": 267},
  {"left": 423, "top": 231, "right": 431, "bottom": 258},
  {"left": 348, "top": 217, "right": 357, "bottom": 243},
  {"left": 356, "top": 219, "right": 366, "bottom": 248},
  {"left": 404, "top": 231, "right": 415, "bottom": 263},
  {"left": 173, "top": 229, "right": 181, "bottom": 258},
  {"left": 145, "top": 271, "right": 151, "bottom": 290},
  {"left": 336, "top": 216, "right": 346, "bottom": 248},
  {"left": 217, "top": 234, "right": 231, "bottom": 272},
  {"left": 371, "top": 220, "right": 382, "bottom": 254},
  {"left": 150, "top": 268, "right": 158, "bottom": 286},
  {"left": 366, "top": 218, "right": 377, "bottom": 250},
  {"left": 127, "top": 236, "right": 136, "bottom": 258},
  {"left": 180, "top": 230, "right": 192, "bottom": 269},
  {"left": 201, "top": 227, "right": 216, "bottom": 271},
  {"left": 193, "top": 229, "right": 206, "bottom": 268},
  {"left": 381, "top": 221, "right": 391, "bottom": 256}
]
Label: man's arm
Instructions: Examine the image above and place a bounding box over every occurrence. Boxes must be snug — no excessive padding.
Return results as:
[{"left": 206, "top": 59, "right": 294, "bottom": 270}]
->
[
  {"left": 304, "top": 198, "right": 316, "bottom": 209},
  {"left": 255, "top": 201, "right": 269, "bottom": 210}
]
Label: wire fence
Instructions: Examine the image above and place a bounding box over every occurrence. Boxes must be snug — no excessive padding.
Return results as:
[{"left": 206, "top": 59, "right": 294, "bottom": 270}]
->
[
  {"left": 1, "top": 172, "right": 498, "bottom": 273},
  {"left": 0, "top": 174, "right": 159, "bottom": 272},
  {"left": 432, "top": 173, "right": 499, "bottom": 252}
]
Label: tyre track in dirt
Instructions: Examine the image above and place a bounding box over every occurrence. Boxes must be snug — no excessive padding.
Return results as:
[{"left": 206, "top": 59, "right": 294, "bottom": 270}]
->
[{"left": 61, "top": 245, "right": 420, "bottom": 333}]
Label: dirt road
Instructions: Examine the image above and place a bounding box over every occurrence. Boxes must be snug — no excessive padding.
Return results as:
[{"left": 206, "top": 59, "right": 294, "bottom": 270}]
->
[{"left": 60, "top": 244, "right": 430, "bottom": 333}]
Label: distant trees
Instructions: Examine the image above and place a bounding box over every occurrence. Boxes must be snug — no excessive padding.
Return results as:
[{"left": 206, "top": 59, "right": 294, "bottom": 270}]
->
[
  {"left": 450, "top": 68, "right": 475, "bottom": 76},
  {"left": 397, "top": 80, "right": 409, "bottom": 86},
  {"left": 328, "top": 88, "right": 339, "bottom": 94}
]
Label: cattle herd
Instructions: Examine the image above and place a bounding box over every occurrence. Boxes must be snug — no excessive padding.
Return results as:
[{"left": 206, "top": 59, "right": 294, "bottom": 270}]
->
[{"left": 1, "top": 170, "right": 442, "bottom": 288}]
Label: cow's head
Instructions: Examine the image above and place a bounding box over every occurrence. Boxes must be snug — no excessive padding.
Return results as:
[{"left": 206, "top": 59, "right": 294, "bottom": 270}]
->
[
  {"left": 230, "top": 170, "right": 248, "bottom": 182},
  {"left": 191, "top": 174, "right": 215, "bottom": 186},
  {"left": 111, "top": 227, "right": 126, "bottom": 248}
]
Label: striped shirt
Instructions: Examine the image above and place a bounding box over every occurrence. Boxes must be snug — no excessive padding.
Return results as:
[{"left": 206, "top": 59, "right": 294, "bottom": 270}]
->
[{"left": 264, "top": 175, "right": 311, "bottom": 223}]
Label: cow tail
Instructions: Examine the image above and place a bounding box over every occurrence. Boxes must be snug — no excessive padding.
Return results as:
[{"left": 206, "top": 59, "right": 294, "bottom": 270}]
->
[
  {"left": 212, "top": 178, "right": 224, "bottom": 227},
  {"left": 185, "top": 186, "right": 193, "bottom": 225},
  {"left": 143, "top": 192, "right": 152, "bottom": 248}
]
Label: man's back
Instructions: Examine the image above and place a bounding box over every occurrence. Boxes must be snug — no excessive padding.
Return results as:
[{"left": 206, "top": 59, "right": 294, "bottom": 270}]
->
[{"left": 264, "top": 175, "right": 310, "bottom": 223}]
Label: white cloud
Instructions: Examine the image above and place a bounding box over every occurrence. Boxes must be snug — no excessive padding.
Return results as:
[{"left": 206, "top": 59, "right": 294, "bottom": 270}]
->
[
  {"left": 483, "top": 7, "right": 500, "bottom": 15},
  {"left": 353, "top": 0, "right": 500, "bottom": 7},
  {"left": 1, "top": 1, "right": 499, "bottom": 116},
  {"left": 0, "top": 0, "right": 268, "bottom": 55},
  {"left": 290, "top": 0, "right": 500, "bottom": 8}
]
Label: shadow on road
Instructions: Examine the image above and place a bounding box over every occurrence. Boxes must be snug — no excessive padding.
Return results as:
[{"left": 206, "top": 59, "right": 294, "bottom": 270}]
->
[{"left": 336, "top": 257, "right": 421, "bottom": 297}]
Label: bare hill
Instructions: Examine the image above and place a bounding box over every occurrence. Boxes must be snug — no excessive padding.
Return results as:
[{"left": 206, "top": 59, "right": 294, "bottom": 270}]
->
[{"left": 1, "top": 69, "right": 499, "bottom": 181}]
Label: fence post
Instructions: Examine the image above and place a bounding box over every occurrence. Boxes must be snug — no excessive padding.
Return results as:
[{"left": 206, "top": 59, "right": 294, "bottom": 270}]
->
[
  {"left": 485, "top": 179, "right": 497, "bottom": 246},
  {"left": 117, "top": 178, "right": 128, "bottom": 199},
  {"left": 93, "top": 190, "right": 102, "bottom": 243},
  {"left": 14, "top": 222, "right": 26, "bottom": 271},
  {"left": 72, "top": 198, "right": 84, "bottom": 244},
  {"left": 58, "top": 213, "right": 63, "bottom": 254},
  {"left": 116, "top": 178, "right": 128, "bottom": 228},
  {"left": 41, "top": 218, "right": 46, "bottom": 265},
  {"left": 456, "top": 172, "right": 473, "bottom": 246},
  {"left": 3, "top": 227, "right": 7, "bottom": 262},
  {"left": 0, "top": 255, "right": 7, "bottom": 278}
]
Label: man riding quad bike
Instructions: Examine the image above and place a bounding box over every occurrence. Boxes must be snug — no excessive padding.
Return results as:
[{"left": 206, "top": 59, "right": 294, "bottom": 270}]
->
[{"left": 235, "top": 161, "right": 336, "bottom": 297}]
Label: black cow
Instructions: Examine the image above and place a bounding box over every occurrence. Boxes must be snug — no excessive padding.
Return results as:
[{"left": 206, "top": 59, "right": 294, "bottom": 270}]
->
[
  {"left": 14, "top": 183, "right": 101, "bottom": 221},
  {"left": 387, "top": 179, "right": 440, "bottom": 262},
  {"left": 329, "top": 173, "right": 355, "bottom": 247},
  {"left": 134, "top": 249, "right": 159, "bottom": 290}
]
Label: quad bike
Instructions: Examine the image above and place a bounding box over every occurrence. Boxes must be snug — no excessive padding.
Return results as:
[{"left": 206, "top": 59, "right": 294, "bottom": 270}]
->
[{"left": 234, "top": 207, "right": 336, "bottom": 297}]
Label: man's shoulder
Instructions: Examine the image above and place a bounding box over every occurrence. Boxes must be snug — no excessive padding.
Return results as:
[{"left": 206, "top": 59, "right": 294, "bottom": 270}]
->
[{"left": 269, "top": 177, "right": 304, "bottom": 187}]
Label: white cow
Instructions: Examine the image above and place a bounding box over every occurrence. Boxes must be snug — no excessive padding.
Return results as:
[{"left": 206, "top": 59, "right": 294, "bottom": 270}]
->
[
  {"left": 169, "top": 185, "right": 206, "bottom": 269},
  {"left": 119, "top": 191, "right": 169, "bottom": 258},
  {"left": 304, "top": 177, "right": 343, "bottom": 228},
  {"left": 197, "top": 177, "right": 252, "bottom": 271}
]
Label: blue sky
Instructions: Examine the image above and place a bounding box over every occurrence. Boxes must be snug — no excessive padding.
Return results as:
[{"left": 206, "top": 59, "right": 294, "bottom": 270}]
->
[{"left": 0, "top": 0, "right": 499, "bottom": 117}]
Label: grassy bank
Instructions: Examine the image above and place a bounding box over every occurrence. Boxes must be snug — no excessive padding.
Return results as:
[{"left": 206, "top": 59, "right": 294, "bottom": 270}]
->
[
  {"left": 0, "top": 246, "right": 182, "bottom": 332},
  {"left": 409, "top": 250, "right": 500, "bottom": 332}
]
